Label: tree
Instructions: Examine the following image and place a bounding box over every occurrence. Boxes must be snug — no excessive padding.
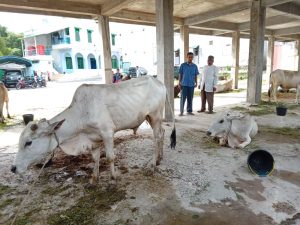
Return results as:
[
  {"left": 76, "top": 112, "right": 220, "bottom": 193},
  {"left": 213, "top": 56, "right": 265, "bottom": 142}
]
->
[{"left": 0, "top": 25, "right": 23, "bottom": 57}]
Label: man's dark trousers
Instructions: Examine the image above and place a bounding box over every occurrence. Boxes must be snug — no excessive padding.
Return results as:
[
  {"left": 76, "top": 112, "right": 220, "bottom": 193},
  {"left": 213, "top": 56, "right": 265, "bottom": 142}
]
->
[
  {"left": 201, "top": 90, "right": 214, "bottom": 112},
  {"left": 180, "top": 86, "right": 194, "bottom": 114}
]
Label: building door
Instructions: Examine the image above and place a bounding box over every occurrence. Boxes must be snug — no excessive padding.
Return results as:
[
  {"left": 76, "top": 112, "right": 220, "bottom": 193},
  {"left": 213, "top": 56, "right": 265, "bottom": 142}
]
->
[
  {"left": 77, "top": 57, "right": 84, "bottom": 69},
  {"left": 65, "top": 57, "right": 73, "bottom": 69},
  {"left": 90, "top": 58, "right": 96, "bottom": 69},
  {"left": 111, "top": 55, "right": 118, "bottom": 69}
]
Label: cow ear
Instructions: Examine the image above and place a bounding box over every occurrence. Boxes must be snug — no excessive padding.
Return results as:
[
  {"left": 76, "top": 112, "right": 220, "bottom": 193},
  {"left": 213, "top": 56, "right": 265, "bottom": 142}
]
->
[
  {"left": 44, "top": 119, "right": 65, "bottom": 135},
  {"left": 226, "top": 111, "right": 245, "bottom": 120}
]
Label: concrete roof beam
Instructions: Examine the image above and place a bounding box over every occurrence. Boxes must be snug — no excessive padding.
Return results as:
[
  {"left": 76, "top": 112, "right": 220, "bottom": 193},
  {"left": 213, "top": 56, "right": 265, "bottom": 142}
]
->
[
  {"left": 184, "top": 1, "right": 251, "bottom": 25},
  {"left": 0, "top": 0, "right": 101, "bottom": 16},
  {"left": 101, "top": 0, "right": 136, "bottom": 16}
]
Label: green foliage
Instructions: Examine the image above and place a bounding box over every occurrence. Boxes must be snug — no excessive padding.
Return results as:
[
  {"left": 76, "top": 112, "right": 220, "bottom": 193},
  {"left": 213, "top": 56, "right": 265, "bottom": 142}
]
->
[{"left": 0, "top": 25, "right": 23, "bottom": 57}]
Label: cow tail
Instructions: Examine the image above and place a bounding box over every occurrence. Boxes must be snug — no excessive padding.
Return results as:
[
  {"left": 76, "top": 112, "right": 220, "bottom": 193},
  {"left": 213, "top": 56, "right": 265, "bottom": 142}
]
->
[{"left": 166, "top": 90, "right": 176, "bottom": 149}]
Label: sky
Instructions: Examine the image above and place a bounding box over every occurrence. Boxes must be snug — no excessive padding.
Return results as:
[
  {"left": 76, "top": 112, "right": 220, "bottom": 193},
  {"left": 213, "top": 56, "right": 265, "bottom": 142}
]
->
[{"left": 0, "top": 12, "right": 60, "bottom": 33}]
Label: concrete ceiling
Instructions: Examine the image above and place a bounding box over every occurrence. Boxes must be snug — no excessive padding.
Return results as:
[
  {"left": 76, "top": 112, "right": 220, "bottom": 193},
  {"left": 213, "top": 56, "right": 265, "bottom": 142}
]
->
[{"left": 0, "top": 0, "right": 300, "bottom": 40}]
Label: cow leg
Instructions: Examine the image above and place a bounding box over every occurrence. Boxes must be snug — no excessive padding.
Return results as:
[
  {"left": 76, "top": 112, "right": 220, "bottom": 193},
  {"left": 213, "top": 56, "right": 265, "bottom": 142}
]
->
[
  {"left": 90, "top": 149, "right": 101, "bottom": 184},
  {"left": 268, "top": 83, "right": 273, "bottom": 102},
  {"left": 237, "top": 136, "right": 251, "bottom": 149},
  {"left": 273, "top": 85, "right": 278, "bottom": 102},
  {"left": 0, "top": 102, "right": 4, "bottom": 123},
  {"left": 147, "top": 116, "right": 164, "bottom": 166},
  {"left": 102, "top": 132, "right": 117, "bottom": 180},
  {"left": 133, "top": 126, "right": 138, "bottom": 135},
  {"left": 6, "top": 101, "right": 10, "bottom": 119}
]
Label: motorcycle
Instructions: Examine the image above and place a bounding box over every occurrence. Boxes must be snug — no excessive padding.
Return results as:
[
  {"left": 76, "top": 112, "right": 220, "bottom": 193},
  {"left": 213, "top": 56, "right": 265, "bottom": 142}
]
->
[
  {"left": 16, "top": 77, "right": 37, "bottom": 90},
  {"left": 37, "top": 75, "right": 47, "bottom": 87}
]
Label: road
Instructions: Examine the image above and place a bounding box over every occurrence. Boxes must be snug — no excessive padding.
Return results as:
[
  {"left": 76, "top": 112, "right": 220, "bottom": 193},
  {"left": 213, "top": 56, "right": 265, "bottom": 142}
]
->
[{"left": 6, "top": 74, "right": 249, "bottom": 120}]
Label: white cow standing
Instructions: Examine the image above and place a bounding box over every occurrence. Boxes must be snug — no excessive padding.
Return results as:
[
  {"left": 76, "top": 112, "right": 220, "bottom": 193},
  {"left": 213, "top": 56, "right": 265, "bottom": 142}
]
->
[
  {"left": 268, "top": 69, "right": 300, "bottom": 103},
  {"left": 0, "top": 81, "right": 11, "bottom": 123},
  {"left": 206, "top": 112, "right": 258, "bottom": 149},
  {"left": 11, "top": 76, "right": 176, "bottom": 183}
]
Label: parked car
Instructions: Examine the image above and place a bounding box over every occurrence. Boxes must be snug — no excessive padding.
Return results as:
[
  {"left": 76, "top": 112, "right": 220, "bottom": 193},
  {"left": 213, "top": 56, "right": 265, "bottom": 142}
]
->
[
  {"left": 3, "top": 70, "right": 23, "bottom": 87},
  {"left": 127, "top": 67, "right": 148, "bottom": 78}
]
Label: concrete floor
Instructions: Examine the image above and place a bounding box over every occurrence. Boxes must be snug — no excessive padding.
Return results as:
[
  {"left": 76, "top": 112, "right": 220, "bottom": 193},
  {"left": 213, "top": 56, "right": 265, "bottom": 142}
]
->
[{"left": 0, "top": 74, "right": 299, "bottom": 225}]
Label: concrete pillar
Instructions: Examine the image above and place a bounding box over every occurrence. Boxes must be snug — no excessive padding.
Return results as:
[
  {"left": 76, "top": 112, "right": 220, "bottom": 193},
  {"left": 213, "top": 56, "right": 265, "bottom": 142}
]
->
[
  {"left": 247, "top": 0, "right": 266, "bottom": 104},
  {"left": 156, "top": 0, "right": 174, "bottom": 121},
  {"left": 180, "top": 25, "right": 189, "bottom": 64},
  {"left": 297, "top": 40, "right": 300, "bottom": 71},
  {"left": 266, "top": 36, "right": 275, "bottom": 76},
  {"left": 231, "top": 31, "right": 240, "bottom": 89},
  {"left": 98, "top": 15, "right": 112, "bottom": 84}
]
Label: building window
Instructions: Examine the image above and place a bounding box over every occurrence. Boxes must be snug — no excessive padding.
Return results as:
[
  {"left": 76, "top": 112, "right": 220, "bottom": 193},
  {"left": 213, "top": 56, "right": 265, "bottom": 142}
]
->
[
  {"left": 66, "top": 57, "right": 73, "bottom": 69},
  {"left": 77, "top": 57, "right": 84, "bottom": 69},
  {"left": 87, "top": 30, "right": 93, "bottom": 43},
  {"left": 75, "top": 28, "right": 80, "bottom": 42},
  {"left": 65, "top": 28, "right": 70, "bottom": 36},
  {"left": 111, "top": 34, "right": 116, "bottom": 46},
  {"left": 111, "top": 55, "right": 118, "bottom": 69}
]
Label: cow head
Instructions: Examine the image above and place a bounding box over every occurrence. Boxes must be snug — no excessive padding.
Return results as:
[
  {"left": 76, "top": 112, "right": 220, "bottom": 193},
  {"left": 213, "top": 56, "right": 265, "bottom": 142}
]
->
[
  {"left": 206, "top": 112, "right": 244, "bottom": 138},
  {"left": 11, "top": 119, "right": 65, "bottom": 174}
]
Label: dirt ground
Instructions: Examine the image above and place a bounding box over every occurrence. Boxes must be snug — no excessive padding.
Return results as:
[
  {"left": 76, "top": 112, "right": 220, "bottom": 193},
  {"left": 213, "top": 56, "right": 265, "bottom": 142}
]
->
[{"left": 0, "top": 80, "right": 300, "bottom": 225}]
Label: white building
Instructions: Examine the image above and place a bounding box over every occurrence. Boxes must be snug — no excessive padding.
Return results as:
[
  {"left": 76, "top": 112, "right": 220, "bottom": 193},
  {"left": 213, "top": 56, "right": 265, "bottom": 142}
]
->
[{"left": 22, "top": 18, "right": 123, "bottom": 75}]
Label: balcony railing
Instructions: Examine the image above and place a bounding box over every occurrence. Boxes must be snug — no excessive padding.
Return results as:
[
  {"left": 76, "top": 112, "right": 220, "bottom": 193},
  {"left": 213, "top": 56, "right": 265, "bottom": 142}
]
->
[
  {"left": 52, "top": 37, "right": 71, "bottom": 45},
  {"left": 24, "top": 48, "right": 52, "bottom": 57}
]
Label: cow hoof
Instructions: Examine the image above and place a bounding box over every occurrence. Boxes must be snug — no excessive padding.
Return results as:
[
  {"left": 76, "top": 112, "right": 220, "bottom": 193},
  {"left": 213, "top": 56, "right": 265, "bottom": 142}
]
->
[{"left": 156, "top": 160, "right": 161, "bottom": 166}]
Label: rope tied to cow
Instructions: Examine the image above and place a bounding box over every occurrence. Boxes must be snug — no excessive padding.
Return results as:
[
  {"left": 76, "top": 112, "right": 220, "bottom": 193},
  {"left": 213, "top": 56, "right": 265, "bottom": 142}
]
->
[{"left": 10, "top": 124, "right": 61, "bottom": 225}]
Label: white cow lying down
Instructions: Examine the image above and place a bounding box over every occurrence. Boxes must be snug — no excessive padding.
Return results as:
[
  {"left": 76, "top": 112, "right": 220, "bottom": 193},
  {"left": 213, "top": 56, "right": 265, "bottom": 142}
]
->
[
  {"left": 11, "top": 76, "right": 176, "bottom": 183},
  {"left": 206, "top": 112, "right": 258, "bottom": 149}
]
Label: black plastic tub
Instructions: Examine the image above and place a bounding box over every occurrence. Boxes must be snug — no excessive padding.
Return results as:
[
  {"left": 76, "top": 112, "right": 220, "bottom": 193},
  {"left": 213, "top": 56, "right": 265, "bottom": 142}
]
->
[
  {"left": 23, "top": 114, "right": 34, "bottom": 125},
  {"left": 276, "top": 106, "right": 287, "bottom": 116},
  {"left": 247, "top": 150, "right": 275, "bottom": 176}
]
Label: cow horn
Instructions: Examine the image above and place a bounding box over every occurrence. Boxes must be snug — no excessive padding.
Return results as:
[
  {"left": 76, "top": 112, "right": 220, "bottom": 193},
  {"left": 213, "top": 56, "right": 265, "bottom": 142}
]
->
[{"left": 30, "top": 124, "right": 38, "bottom": 131}]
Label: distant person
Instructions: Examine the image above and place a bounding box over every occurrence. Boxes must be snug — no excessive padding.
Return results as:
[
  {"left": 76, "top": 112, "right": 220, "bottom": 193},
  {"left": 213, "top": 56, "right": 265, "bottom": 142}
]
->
[
  {"left": 179, "top": 52, "right": 199, "bottom": 116},
  {"left": 113, "top": 68, "right": 122, "bottom": 83},
  {"left": 198, "top": 55, "right": 218, "bottom": 114}
]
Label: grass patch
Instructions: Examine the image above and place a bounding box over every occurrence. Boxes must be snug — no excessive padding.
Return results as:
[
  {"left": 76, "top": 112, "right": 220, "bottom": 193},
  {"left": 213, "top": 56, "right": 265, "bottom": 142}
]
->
[
  {"left": 231, "top": 101, "right": 299, "bottom": 116},
  {"left": 41, "top": 185, "right": 70, "bottom": 196},
  {"left": 13, "top": 216, "right": 31, "bottom": 225},
  {"left": 47, "top": 186, "right": 126, "bottom": 225},
  {"left": 202, "top": 136, "right": 220, "bottom": 149},
  {"left": 0, "top": 198, "right": 15, "bottom": 209},
  {"left": 0, "top": 184, "right": 13, "bottom": 196},
  {"left": 218, "top": 88, "right": 246, "bottom": 94},
  {"left": 0, "top": 117, "right": 23, "bottom": 131},
  {"left": 260, "top": 126, "right": 300, "bottom": 139}
]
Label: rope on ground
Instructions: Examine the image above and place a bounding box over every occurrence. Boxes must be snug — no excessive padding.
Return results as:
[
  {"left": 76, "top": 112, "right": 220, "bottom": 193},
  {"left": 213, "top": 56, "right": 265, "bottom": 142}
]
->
[{"left": 10, "top": 153, "right": 53, "bottom": 225}]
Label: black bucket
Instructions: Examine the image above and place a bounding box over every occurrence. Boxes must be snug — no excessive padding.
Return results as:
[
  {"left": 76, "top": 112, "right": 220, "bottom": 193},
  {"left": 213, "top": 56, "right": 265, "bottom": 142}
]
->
[
  {"left": 276, "top": 106, "right": 287, "bottom": 116},
  {"left": 23, "top": 114, "right": 34, "bottom": 125},
  {"left": 247, "top": 150, "right": 275, "bottom": 176}
]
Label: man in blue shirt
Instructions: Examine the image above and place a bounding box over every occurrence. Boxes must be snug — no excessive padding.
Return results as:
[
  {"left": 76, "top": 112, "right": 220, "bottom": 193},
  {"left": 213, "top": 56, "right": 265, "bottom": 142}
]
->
[{"left": 179, "top": 52, "right": 199, "bottom": 116}]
